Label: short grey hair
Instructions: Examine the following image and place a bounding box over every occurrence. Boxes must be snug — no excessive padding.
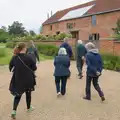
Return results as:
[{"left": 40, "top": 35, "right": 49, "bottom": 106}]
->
[
  {"left": 77, "top": 40, "right": 83, "bottom": 44},
  {"left": 85, "top": 42, "right": 95, "bottom": 50},
  {"left": 58, "top": 47, "right": 67, "bottom": 55},
  {"left": 64, "top": 37, "right": 69, "bottom": 42}
]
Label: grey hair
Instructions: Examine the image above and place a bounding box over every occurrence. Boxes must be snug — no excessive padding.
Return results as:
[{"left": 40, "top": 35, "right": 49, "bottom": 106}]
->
[
  {"left": 64, "top": 37, "right": 69, "bottom": 42},
  {"left": 85, "top": 42, "right": 95, "bottom": 50},
  {"left": 77, "top": 40, "right": 83, "bottom": 44},
  {"left": 58, "top": 47, "right": 67, "bottom": 55}
]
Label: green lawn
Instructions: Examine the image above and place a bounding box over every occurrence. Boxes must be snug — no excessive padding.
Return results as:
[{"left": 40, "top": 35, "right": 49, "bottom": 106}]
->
[{"left": 0, "top": 43, "right": 53, "bottom": 65}]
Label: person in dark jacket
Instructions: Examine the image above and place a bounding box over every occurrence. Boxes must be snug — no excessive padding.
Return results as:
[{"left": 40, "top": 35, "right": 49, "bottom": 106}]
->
[
  {"left": 27, "top": 40, "right": 40, "bottom": 63},
  {"left": 60, "top": 37, "right": 73, "bottom": 58},
  {"left": 9, "top": 43, "right": 37, "bottom": 119},
  {"left": 83, "top": 42, "right": 105, "bottom": 101},
  {"left": 54, "top": 47, "right": 70, "bottom": 97},
  {"left": 76, "top": 40, "right": 87, "bottom": 79}
]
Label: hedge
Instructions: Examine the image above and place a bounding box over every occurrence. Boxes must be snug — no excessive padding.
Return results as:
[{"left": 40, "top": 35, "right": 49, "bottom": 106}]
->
[
  {"left": 6, "top": 42, "right": 16, "bottom": 48},
  {"left": 101, "top": 53, "right": 120, "bottom": 71},
  {"left": 37, "top": 44, "right": 59, "bottom": 56}
]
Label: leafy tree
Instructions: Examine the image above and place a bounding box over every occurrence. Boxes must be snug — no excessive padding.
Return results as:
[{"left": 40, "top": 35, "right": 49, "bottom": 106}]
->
[
  {"left": 29, "top": 30, "right": 36, "bottom": 36},
  {"left": 0, "top": 29, "right": 9, "bottom": 43},
  {"left": 8, "top": 21, "right": 27, "bottom": 36},
  {"left": 1, "top": 26, "right": 7, "bottom": 32}
]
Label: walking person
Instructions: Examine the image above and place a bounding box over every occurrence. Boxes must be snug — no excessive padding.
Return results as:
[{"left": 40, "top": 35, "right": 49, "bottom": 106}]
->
[
  {"left": 83, "top": 42, "right": 105, "bottom": 101},
  {"left": 27, "top": 40, "right": 40, "bottom": 63},
  {"left": 76, "top": 40, "right": 87, "bottom": 79},
  {"left": 9, "top": 43, "right": 37, "bottom": 119},
  {"left": 54, "top": 48, "right": 70, "bottom": 97},
  {"left": 60, "top": 37, "right": 73, "bottom": 58}
]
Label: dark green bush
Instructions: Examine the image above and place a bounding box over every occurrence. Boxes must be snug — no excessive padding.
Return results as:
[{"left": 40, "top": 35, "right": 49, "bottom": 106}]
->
[
  {"left": 37, "top": 44, "right": 59, "bottom": 56},
  {"left": 101, "top": 53, "right": 120, "bottom": 71},
  {"left": 6, "top": 42, "right": 16, "bottom": 48}
]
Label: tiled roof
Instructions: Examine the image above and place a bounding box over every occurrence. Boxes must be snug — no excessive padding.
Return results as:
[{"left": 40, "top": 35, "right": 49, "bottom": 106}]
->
[{"left": 43, "top": 0, "right": 120, "bottom": 25}]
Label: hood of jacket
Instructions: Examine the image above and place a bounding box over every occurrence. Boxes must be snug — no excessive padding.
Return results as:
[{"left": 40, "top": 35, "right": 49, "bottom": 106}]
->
[{"left": 88, "top": 49, "right": 99, "bottom": 54}]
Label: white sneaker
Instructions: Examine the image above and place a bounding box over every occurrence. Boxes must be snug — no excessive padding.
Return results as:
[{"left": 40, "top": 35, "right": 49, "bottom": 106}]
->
[
  {"left": 27, "top": 106, "right": 34, "bottom": 112},
  {"left": 57, "top": 92, "right": 61, "bottom": 97}
]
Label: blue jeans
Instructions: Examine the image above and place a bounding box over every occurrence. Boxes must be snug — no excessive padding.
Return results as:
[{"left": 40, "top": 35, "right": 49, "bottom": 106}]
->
[
  {"left": 85, "top": 76, "right": 104, "bottom": 99},
  {"left": 55, "top": 76, "right": 67, "bottom": 95}
]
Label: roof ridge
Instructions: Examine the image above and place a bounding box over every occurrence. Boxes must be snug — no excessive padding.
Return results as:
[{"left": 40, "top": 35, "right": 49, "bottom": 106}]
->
[{"left": 58, "top": 0, "right": 96, "bottom": 12}]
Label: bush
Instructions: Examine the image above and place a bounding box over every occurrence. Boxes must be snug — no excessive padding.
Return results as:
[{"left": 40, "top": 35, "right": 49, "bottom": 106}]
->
[
  {"left": 0, "top": 48, "right": 6, "bottom": 57},
  {"left": 6, "top": 42, "right": 16, "bottom": 48},
  {"left": 37, "top": 44, "right": 59, "bottom": 56},
  {"left": 35, "top": 35, "right": 47, "bottom": 40},
  {"left": 55, "top": 33, "right": 72, "bottom": 40},
  {"left": 101, "top": 53, "right": 120, "bottom": 71}
]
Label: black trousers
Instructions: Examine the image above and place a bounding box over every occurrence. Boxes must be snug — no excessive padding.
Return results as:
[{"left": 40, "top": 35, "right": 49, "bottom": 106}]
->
[
  {"left": 76, "top": 57, "right": 84, "bottom": 76},
  {"left": 55, "top": 76, "right": 67, "bottom": 95},
  {"left": 13, "top": 91, "right": 31, "bottom": 111},
  {"left": 85, "top": 76, "right": 104, "bottom": 99}
]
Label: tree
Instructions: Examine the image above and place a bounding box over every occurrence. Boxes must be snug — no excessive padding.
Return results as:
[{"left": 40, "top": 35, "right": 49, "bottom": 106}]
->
[
  {"left": 1, "top": 26, "right": 7, "bottom": 32},
  {"left": 8, "top": 21, "right": 27, "bottom": 36},
  {"left": 0, "top": 28, "right": 9, "bottom": 43},
  {"left": 29, "top": 30, "right": 36, "bottom": 36}
]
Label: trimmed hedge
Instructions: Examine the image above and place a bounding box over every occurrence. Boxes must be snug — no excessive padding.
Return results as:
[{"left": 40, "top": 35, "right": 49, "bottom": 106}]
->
[
  {"left": 37, "top": 44, "right": 59, "bottom": 56},
  {"left": 101, "top": 53, "right": 120, "bottom": 71},
  {"left": 6, "top": 42, "right": 16, "bottom": 48}
]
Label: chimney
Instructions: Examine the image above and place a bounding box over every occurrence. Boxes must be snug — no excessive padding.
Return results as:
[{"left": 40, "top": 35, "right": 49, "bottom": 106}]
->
[
  {"left": 51, "top": 11, "right": 53, "bottom": 17},
  {"left": 47, "top": 13, "right": 49, "bottom": 19}
]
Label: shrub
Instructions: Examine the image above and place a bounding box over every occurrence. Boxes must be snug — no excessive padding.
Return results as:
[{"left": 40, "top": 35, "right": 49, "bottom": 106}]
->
[
  {"left": 0, "top": 48, "right": 6, "bottom": 57},
  {"left": 35, "top": 35, "right": 47, "bottom": 40},
  {"left": 46, "top": 35, "right": 55, "bottom": 41},
  {"left": 6, "top": 42, "right": 16, "bottom": 48},
  {"left": 55, "top": 33, "right": 72, "bottom": 40},
  {"left": 37, "top": 44, "right": 59, "bottom": 56},
  {"left": 101, "top": 53, "right": 120, "bottom": 71}
]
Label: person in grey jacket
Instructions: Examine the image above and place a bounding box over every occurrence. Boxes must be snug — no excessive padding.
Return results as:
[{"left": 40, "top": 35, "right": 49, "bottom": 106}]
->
[
  {"left": 54, "top": 48, "right": 70, "bottom": 97},
  {"left": 83, "top": 42, "right": 105, "bottom": 101},
  {"left": 76, "top": 40, "right": 87, "bottom": 79}
]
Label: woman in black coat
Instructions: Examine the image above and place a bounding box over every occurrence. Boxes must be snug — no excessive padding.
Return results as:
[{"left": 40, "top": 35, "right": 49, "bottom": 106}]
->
[
  {"left": 9, "top": 43, "right": 37, "bottom": 119},
  {"left": 54, "top": 47, "right": 70, "bottom": 97}
]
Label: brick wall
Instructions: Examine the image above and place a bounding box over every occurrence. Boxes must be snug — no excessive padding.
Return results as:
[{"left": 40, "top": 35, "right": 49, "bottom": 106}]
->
[{"left": 42, "top": 11, "right": 120, "bottom": 40}]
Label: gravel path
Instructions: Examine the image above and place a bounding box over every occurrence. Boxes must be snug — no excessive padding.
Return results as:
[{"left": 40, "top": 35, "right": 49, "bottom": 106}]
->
[{"left": 0, "top": 60, "right": 120, "bottom": 120}]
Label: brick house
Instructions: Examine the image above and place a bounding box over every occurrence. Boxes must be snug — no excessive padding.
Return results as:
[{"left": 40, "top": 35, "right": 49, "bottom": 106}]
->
[{"left": 42, "top": 0, "right": 120, "bottom": 41}]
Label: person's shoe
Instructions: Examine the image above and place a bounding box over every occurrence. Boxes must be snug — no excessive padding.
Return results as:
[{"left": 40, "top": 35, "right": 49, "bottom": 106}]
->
[
  {"left": 101, "top": 96, "right": 105, "bottom": 101},
  {"left": 57, "top": 92, "right": 61, "bottom": 97},
  {"left": 79, "top": 75, "right": 83, "bottom": 79},
  {"left": 27, "top": 106, "right": 34, "bottom": 112},
  {"left": 83, "top": 96, "right": 91, "bottom": 101},
  {"left": 11, "top": 110, "right": 16, "bottom": 119}
]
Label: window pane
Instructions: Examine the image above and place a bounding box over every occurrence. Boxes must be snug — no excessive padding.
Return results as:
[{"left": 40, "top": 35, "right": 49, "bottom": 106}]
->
[{"left": 92, "top": 15, "right": 96, "bottom": 26}]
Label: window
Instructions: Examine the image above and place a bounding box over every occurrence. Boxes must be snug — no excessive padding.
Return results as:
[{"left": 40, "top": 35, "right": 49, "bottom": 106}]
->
[
  {"left": 67, "top": 23, "right": 75, "bottom": 29},
  {"left": 56, "top": 31, "right": 60, "bottom": 35},
  {"left": 92, "top": 33, "right": 100, "bottom": 40},
  {"left": 50, "top": 25, "right": 52, "bottom": 31},
  {"left": 92, "top": 15, "right": 96, "bottom": 26}
]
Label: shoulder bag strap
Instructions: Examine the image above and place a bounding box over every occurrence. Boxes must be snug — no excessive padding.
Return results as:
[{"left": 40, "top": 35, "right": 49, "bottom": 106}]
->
[{"left": 17, "top": 55, "right": 34, "bottom": 73}]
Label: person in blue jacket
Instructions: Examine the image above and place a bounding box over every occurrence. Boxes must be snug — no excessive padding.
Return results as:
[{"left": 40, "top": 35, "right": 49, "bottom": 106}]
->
[
  {"left": 54, "top": 47, "right": 70, "bottom": 97},
  {"left": 60, "top": 37, "right": 73, "bottom": 58},
  {"left": 83, "top": 42, "right": 105, "bottom": 101}
]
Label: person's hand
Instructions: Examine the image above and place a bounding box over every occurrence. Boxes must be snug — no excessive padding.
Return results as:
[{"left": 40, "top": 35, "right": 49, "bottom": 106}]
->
[
  {"left": 96, "top": 71, "right": 101, "bottom": 76},
  {"left": 82, "top": 56, "right": 85, "bottom": 60}
]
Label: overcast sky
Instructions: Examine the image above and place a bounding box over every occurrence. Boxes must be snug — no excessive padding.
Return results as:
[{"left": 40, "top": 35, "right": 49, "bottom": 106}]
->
[{"left": 0, "top": 0, "right": 92, "bottom": 33}]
